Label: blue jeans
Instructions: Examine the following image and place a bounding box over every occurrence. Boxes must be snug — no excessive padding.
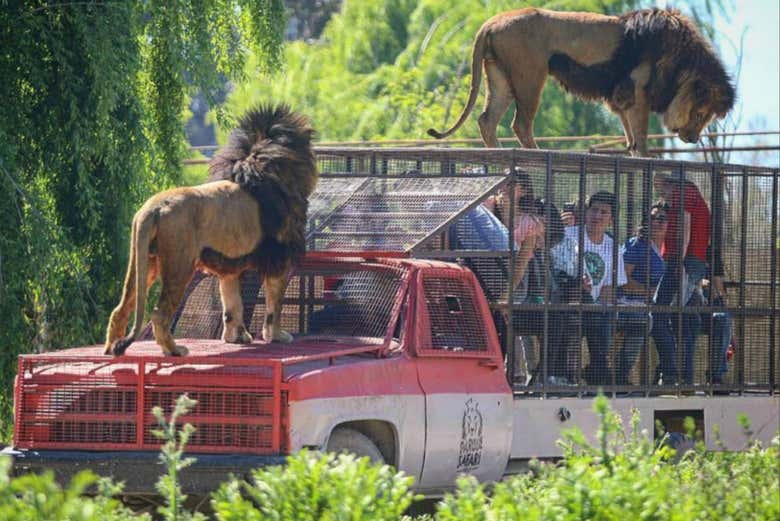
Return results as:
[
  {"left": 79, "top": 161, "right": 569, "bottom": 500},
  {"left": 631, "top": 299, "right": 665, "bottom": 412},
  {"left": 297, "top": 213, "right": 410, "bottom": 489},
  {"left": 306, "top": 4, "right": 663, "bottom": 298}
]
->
[
  {"left": 616, "top": 309, "right": 652, "bottom": 384},
  {"left": 653, "top": 256, "right": 707, "bottom": 384},
  {"left": 548, "top": 310, "right": 613, "bottom": 385},
  {"left": 704, "top": 295, "right": 733, "bottom": 382}
]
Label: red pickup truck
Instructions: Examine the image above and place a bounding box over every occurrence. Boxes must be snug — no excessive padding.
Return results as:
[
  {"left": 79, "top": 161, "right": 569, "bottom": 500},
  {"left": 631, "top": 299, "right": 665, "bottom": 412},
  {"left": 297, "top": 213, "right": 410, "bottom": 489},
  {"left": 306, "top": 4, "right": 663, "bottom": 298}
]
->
[{"left": 4, "top": 254, "right": 779, "bottom": 497}]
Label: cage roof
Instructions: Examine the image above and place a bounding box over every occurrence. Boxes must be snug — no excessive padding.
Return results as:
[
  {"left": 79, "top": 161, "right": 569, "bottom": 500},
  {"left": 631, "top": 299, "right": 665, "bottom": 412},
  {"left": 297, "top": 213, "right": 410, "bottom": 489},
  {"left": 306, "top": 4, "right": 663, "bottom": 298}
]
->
[{"left": 307, "top": 174, "right": 507, "bottom": 254}]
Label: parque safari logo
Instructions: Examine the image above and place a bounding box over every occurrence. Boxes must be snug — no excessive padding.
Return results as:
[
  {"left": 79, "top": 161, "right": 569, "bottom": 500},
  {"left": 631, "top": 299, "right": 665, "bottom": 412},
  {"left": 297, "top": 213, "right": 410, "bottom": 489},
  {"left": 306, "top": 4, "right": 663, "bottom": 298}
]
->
[{"left": 457, "top": 398, "right": 483, "bottom": 471}]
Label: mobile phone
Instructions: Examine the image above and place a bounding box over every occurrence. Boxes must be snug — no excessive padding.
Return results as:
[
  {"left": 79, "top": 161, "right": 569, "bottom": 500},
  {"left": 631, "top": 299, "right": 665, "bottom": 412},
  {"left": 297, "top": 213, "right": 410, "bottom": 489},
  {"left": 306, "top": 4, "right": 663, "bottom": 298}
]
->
[{"left": 563, "top": 202, "right": 576, "bottom": 213}]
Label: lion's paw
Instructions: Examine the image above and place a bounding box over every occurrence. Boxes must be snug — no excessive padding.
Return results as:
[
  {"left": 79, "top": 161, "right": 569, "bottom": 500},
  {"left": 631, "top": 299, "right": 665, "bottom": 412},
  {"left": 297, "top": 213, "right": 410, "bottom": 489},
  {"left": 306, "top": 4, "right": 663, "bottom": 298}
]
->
[
  {"left": 166, "top": 345, "right": 189, "bottom": 356},
  {"left": 275, "top": 330, "right": 293, "bottom": 343},
  {"left": 263, "top": 328, "right": 293, "bottom": 344},
  {"left": 223, "top": 327, "right": 254, "bottom": 345}
]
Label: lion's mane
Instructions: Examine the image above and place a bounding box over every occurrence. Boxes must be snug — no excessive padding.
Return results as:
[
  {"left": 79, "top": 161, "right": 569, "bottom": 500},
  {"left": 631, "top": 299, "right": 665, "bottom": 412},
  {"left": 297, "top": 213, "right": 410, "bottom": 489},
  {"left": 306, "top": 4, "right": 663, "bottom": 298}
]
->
[
  {"left": 548, "top": 8, "right": 735, "bottom": 116},
  {"left": 203, "top": 104, "right": 317, "bottom": 276}
]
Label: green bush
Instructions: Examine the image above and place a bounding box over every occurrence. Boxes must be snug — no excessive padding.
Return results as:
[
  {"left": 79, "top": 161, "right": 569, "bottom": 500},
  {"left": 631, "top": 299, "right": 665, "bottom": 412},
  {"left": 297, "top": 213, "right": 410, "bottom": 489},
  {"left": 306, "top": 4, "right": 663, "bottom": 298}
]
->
[
  {"left": 435, "top": 395, "right": 780, "bottom": 521},
  {"left": 2, "top": 394, "right": 777, "bottom": 520},
  {"left": 0, "top": 457, "right": 144, "bottom": 521},
  {"left": 211, "top": 449, "right": 416, "bottom": 521}
]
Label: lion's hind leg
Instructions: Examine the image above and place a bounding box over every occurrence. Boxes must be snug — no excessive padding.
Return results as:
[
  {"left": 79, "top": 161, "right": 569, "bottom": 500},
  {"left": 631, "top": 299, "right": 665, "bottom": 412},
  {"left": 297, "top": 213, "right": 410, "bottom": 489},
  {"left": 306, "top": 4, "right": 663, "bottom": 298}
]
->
[
  {"left": 105, "top": 246, "right": 159, "bottom": 354},
  {"left": 477, "top": 60, "right": 514, "bottom": 148},
  {"left": 509, "top": 65, "right": 546, "bottom": 149},
  {"left": 218, "top": 274, "right": 253, "bottom": 344},
  {"left": 262, "top": 271, "right": 293, "bottom": 344},
  {"left": 150, "top": 259, "right": 194, "bottom": 356}
]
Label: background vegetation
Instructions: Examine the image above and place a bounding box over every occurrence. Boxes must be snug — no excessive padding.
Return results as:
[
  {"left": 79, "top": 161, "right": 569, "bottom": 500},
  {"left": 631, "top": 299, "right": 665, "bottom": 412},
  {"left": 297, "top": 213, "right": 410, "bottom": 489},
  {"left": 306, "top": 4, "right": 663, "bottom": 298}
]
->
[
  {"left": 0, "top": 0, "right": 284, "bottom": 439},
  {"left": 0, "top": 0, "right": 730, "bottom": 439}
]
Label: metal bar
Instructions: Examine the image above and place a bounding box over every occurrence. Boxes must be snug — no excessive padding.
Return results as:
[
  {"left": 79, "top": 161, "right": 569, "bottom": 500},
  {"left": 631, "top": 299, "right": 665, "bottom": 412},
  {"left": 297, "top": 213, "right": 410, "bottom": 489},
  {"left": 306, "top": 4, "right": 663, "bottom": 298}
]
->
[
  {"left": 643, "top": 161, "right": 654, "bottom": 391},
  {"left": 674, "top": 164, "right": 686, "bottom": 389},
  {"left": 298, "top": 274, "right": 307, "bottom": 336},
  {"left": 770, "top": 171, "right": 778, "bottom": 392},
  {"left": 543, "top": 150, "right": 554, "bottom": 394},
  {"left": 136, "top": 360, "right": 145, "bottom": 448},
  {"left": 593, "top": 145, "right": 780, "bottom": 156},
  {"left": 626, "top": 167, "right": 635, "bottom": 238},
  {"left": 505, "top": 160, "right": 517, "bottom": 387},
  {"left": 707, "top": 163, "right": 719, "bottom": 392},
  {"left": 271, "top": 362, "right": 282, "bottom": 453},
  {"left": 610, "top": 156, "right": 621, "bottom": 390},
  {"left": 328, "top": 211, "right": 456, "bottom": 218},
  {"left": 576, "top": 155, "right": 587, "bottom": 385},
  {"left": 738, "top": 167, "right": 749, "bottom": 392},
  {"left": 312, "top": 231, "right": 426, "bottom": 238}
]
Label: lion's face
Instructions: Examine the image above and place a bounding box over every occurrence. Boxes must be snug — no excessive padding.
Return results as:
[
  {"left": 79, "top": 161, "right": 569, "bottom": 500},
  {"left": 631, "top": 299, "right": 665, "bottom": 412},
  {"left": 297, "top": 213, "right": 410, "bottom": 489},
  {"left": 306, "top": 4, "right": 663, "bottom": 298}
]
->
[{"left": 663, "top": 75, "right": 733, "bottom": 144}]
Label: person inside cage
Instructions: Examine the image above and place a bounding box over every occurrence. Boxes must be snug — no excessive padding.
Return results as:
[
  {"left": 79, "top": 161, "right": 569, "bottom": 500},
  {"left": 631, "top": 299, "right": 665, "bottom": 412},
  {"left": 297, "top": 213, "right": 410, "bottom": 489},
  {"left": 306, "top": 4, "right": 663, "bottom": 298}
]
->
[
  {"left": 700, "top": 245, "right": 735, "bottom": 386},
  {"left": 652, "top": 171, "right": 711, "bottom": 385},
  {"left": 548, "top": 191, "right": 627, "bottom": 386},
  {"left": 615, "top": 201, "right": 670, "bottom": 385},
  {"left": 449, "top": 167, "right": 564, "bottom": 384}
]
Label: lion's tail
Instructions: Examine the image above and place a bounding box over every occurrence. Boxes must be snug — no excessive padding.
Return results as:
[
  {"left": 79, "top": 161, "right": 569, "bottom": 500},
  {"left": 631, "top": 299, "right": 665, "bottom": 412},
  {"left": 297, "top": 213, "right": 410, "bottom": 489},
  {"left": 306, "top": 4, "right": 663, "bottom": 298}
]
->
[
  {"left": 110, "top": 208, "right": 158, "bottom": 356},
  {"left": 427, "top": 25, "right": 489, "bottom": 140}
]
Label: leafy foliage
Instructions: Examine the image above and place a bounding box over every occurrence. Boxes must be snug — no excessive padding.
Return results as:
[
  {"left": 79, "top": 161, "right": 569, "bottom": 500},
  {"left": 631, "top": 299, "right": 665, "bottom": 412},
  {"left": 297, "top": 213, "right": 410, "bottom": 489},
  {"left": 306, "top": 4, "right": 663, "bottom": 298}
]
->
[
  {"left": 0, "top": 457, "right": 144, "bottom": 521},
  {"left": 1, "top": 395, "right": 777, "bottom": 520},
  {"left": 211, "top": 449, "right": 416, "bottom": 520},
  {"left": 0, "top": 0, "right": 284, "bottom": 439},
  {"left": 434, "top": 395, "right": 780, "bottom": 520},
  {"left": 151, "top": 394, "right": 206, "bottom": 521}
]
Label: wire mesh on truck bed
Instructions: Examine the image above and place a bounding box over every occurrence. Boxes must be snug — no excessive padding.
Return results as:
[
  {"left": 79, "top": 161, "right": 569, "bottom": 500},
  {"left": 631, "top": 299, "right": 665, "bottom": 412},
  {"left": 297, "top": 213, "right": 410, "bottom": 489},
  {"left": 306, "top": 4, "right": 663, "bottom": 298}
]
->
[{"left": 14, "top": 345, "right": 288, "bottom": 453}]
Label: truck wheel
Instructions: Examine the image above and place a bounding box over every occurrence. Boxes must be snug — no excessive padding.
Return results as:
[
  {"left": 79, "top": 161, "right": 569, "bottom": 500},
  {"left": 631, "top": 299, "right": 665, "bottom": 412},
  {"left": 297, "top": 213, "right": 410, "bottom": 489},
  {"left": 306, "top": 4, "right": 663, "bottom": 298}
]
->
[{"left": 326, "top": 427, "right": 385, "bottom": 464}]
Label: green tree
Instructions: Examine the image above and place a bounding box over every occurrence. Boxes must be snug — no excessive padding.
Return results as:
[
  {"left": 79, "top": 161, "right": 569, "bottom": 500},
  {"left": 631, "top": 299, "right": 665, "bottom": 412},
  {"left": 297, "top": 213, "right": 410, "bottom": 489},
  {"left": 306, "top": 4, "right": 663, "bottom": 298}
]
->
[{"left": 0, "top": 1, "right": 285, "bottom": 439}]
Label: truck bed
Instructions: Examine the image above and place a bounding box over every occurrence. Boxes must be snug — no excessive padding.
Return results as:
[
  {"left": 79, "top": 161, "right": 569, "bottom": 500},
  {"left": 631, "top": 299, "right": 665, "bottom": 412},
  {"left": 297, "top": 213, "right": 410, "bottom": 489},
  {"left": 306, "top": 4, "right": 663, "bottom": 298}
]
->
[{"left": 13, "top": 338, "right": 385, "bottom": 455}]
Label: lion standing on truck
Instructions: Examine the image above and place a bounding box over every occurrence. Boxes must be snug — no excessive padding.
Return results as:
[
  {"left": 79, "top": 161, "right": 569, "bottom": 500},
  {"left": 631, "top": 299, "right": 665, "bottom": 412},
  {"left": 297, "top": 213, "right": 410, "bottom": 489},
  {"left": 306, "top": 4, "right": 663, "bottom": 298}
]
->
[
  {"left": 427, "top": 8, "right": 734, "bottom": 156},
  {"left": 105, "top": 104, "right": 318, "bottom": 356}
]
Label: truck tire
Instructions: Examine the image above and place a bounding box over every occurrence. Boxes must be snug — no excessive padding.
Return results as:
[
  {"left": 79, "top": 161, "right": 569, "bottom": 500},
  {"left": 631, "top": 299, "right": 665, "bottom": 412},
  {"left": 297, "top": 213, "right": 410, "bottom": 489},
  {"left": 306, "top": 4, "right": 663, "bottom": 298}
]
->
[{"left": 326, "top": 427, "right": 385, "bottom": 464}]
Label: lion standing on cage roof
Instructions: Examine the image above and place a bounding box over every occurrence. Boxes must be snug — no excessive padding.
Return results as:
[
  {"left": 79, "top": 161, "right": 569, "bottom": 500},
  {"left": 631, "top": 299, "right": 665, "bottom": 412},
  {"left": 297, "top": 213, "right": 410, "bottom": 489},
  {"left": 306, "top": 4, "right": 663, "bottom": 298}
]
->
[
  {"left": 105, "top": 104, "right": 318, "bottom": 356},
  {"left": 427, "top": 7, "right": 735, "bottom": 156}
]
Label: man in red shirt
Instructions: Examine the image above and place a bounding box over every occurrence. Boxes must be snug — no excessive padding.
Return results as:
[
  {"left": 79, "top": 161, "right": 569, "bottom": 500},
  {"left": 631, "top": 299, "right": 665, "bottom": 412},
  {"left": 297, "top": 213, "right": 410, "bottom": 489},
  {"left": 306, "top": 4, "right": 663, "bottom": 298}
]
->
[{"left": 652, "top": 172, "right": 711, "bottom": 385}]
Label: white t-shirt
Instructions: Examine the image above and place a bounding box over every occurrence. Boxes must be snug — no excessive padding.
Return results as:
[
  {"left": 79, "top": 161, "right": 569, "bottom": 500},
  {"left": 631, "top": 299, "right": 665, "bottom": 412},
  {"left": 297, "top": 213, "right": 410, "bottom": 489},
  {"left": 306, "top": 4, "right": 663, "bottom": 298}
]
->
[{"left": 551, "top": 225, "right": 627, "bottom": 301}]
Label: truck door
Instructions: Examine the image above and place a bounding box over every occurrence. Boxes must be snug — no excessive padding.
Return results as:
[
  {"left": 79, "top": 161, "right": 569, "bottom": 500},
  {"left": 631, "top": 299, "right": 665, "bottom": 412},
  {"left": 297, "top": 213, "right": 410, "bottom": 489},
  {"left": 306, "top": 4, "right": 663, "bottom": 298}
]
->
[{"left": 412, "top": 269, "right": 513, "bottom": 490}]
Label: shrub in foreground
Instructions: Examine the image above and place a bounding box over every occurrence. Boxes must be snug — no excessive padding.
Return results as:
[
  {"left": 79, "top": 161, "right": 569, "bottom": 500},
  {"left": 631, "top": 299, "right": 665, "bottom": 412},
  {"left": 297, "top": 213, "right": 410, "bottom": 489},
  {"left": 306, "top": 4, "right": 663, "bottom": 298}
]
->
[
  {"left": 2, "top": 394, "right": 777, "bottom": 520},
  {"left": 211, "top": 449, "right": 416, "bottom": 521},
  {"left": 436, "top": 395, "right": 780, "bottom": 521},
  {"left": 0, "top": 457, "right": 143, "bottom": 521}
]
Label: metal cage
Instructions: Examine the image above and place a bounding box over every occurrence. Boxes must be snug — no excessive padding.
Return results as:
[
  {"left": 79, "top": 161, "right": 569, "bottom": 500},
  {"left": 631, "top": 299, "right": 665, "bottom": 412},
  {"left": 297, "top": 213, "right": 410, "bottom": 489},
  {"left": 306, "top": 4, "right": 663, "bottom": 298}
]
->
[{"left": 306, "top": 147, "right": 778, "bottom": 397}]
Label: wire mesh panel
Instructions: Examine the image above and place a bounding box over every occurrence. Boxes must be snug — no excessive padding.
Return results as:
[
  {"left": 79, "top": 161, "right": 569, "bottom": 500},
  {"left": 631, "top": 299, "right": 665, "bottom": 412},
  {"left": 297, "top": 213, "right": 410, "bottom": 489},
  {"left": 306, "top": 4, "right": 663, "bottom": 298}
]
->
[
  {"left": 420, "top": 274, "right": 491, "bottom": 353},
  {"left": 14, "top": 352, "right": 287, "bottom": 454},
  {"left": 308, "top": 176, "right": 505, "bottom": 251},
  {"left": 307, "top": 176, "right": 370, "bottom": 231},
  {"left": 15, "top": 360, "right": 139, "bottom": 447},
  {"left": 302, "top": 267, "right": 403, "bottom": 339},
  {"left": 157, "top": 260, "right": 407, "bottom": 344}
]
